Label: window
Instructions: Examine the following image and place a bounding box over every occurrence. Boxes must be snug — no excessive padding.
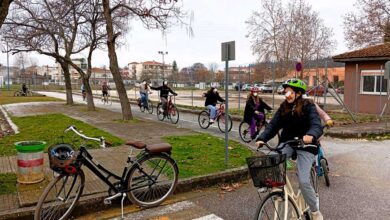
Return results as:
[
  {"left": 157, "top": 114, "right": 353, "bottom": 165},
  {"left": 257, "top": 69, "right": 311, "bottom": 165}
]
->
[{"left": 360, "top": 70, "right": 388, "bottom": 94}]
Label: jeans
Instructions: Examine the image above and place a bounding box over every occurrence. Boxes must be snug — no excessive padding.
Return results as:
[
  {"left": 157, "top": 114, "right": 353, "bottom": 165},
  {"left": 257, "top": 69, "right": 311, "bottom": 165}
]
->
[
  {"left": 161, "top": 97, "right": 168, "bottom": 111},
  {"left": 281, "top": 144, "right": 318, "bottom": 212},
  {"left": 140, "top": 92, "right": 148, "bottom": 107},
  {"left": 250, "top": 112, "right": 265, "bottom": 136},
  {"left": 207, "top": 105, "right": 217, "bottom": 119}
]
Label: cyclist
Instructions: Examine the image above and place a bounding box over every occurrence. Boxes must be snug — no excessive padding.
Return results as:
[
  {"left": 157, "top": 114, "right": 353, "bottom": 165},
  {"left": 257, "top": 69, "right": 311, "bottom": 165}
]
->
[
  {"left": 101, "top": 81, "right": 110, "bottom": 100},
  {"left": 81, "top": 83, "right": 86, "bottom": 101},
  {"left": 21, "top": 83, "right": 28, "bottom": 96},
  {"left": 151, "top": 80, "right": 177, "bottom": 114},
  {"left": 243, "top": 87, "right": 272, "bottom": 140},
  {"left": 203, "top": 86, "right": 225, "bottom": 123},
  {"left": 139, "top": 80, "right": 152, "bottom": 109},
  {"left": 255, "top": 78, "right": 324, "bottom": 220}
]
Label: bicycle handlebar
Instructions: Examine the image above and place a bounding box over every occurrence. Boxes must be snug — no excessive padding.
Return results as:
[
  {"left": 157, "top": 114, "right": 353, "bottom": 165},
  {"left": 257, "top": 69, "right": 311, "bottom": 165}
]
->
[
  {"left": 258, "top": 138, "right": 317, "bottom": 152},
  {"left": 65, "top": 125, "right": 106, "bottom": 148}
]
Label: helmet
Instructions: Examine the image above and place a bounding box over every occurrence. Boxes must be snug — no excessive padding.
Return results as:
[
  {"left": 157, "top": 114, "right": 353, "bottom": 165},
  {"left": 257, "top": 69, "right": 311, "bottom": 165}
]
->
[
  {"left": 48, "top": 144, "right": 78, "bottom": 174},
  {"left": 250, "top": 87, "right": 260, "bottom": 93},
  {"left": 282, "top": 78, "right": 307, "bottom": 93}
]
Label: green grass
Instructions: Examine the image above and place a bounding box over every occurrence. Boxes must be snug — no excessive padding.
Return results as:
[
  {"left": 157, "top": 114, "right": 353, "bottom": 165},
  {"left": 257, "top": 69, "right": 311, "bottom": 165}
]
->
[
  {"left": 0, "top": 113, "right": 123, "bottom": 156},
  {"left": 163, "top": 133, "right": 254, "bottom": 179},
  {"left": 0, "top": 90, "right": 60, "bottom": 105},
  {"left": 0, "top": 173, "right": 17, "bottom": 195}
]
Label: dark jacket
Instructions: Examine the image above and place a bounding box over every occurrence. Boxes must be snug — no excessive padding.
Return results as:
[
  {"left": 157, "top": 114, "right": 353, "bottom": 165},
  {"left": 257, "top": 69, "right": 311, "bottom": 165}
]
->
[
  {"left": 151, "top": 85, "right": 177, "bottom": 98},
  {"left": 243, "top": 98, "right": 272, "bottom": 124},
  {"left": 204, "top": 92, "right": 225, "bottom": 107},
  {"left": 257, "top": 98, "right": 323, "bottom": 155}
]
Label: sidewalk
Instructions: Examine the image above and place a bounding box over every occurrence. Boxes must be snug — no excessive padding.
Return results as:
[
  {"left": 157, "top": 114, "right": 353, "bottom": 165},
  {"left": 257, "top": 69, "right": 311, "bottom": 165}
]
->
[
  {"left": 0, "top": 101, "right": 389, "bottom": 219},
  {"left": 0, "top": 102, "right": 248, "bottom": 220}
]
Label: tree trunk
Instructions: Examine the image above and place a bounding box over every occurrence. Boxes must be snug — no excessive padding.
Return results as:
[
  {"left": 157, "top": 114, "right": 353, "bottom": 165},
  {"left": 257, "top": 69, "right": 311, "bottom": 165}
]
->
[
  {"left": 60, "top": 62, "right": 74, "bottom": 105},
  {"left": 102, "top": 0, "right": 132, "bottom": 120},
  {"left": 0, "top": 0, "right": 13, "bottom": 29},
  {"left": 85, "top": 56, "right": 95, "bottom": 111}
]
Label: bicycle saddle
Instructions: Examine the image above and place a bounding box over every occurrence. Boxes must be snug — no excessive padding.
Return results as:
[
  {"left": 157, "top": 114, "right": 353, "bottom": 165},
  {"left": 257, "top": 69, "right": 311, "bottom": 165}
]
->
[{"left": 126, "top": 141, "right": 172, "bottom": 153}]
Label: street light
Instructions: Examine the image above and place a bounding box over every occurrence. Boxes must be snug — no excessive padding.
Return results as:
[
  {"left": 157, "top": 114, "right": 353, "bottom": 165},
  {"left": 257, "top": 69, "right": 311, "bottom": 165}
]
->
[{"left": 158, "top": 51, "right": 168, "bottom": 81}]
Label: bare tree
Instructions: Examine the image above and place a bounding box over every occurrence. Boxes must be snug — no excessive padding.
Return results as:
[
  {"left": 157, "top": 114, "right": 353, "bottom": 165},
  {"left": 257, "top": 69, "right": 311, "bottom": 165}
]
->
[
  {"left": 344, "top": 0, "right": 390, "bottom": 49},
  {"left": 0, "top": 0, "right": 13, "bottom": 28},
  {"left": 246, "top": 0, "right": 335, "bottom": 79},
  {"left": 102, "top": 0, "right": 187, "bottom": 120},
  {"left": 208, "top": 62, "right": 219, "bottom": 81}
]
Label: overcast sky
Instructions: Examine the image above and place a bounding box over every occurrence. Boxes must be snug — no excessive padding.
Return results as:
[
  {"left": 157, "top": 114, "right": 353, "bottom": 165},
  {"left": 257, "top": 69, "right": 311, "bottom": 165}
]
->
[{"left": 0, "top": 0, "right": 357, "bottom": 70}]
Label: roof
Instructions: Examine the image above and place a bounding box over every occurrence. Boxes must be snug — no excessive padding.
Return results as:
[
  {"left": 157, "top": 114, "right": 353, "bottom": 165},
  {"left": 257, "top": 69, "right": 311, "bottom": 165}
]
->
[
  {"left": 143, "top": 61, "right": 162, "bottom": 65},
  {"left": 332, "top": 43, "right": 390, "bottom": 62}
]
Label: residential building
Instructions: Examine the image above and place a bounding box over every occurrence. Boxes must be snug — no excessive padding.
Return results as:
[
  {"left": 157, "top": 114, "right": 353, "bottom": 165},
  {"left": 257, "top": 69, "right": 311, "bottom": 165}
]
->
[{"left": 128, "top": 60, "right": 172, "bottom": 81}]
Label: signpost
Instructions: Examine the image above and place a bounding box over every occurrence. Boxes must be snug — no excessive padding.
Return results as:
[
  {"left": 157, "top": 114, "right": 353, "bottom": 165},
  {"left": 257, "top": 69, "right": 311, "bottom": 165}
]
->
[{"left": 221, "top": 41, "right": 235, "bottom": 167}]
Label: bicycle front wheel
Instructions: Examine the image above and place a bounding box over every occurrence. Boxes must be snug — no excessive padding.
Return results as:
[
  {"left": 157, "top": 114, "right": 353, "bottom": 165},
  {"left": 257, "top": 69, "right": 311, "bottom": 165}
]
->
[
  {"left": 198, "top": 110, "right": 210, "bottom": 129},
  {"left": 157, "top": 103, "right": 165, "bottom": 121},
  {"left": 254, "top": 191, "right": 300, "bottom": 220},
  {"left": 238, "top": 121, "right": 251, "bottom": 143},
  {"left": 169, "top": 105, "right": 179, "bottom": 124},
  {"left": 34, "top": 171, "right": 85, "bottom": 220},
  {"left": 217, "top": 113, "right": 232, "bottom": 133},
  {"left": 127, "top": 153, "right": 178, "bottom": 208},
  {"left": 320, "top": 158, "right": 330, "bottom": 187},
  {"left": 147, "top": 102, "right": 154, "bottom": 114},
  {"left": 14, "top": 91, "right": 21, "bottom": 97}
]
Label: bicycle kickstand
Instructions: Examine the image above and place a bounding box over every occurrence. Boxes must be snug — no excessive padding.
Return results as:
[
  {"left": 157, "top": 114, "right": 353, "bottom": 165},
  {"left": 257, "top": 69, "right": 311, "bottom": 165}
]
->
[{"left": 121, "top": 192, "right": 127, "bottom": 219}]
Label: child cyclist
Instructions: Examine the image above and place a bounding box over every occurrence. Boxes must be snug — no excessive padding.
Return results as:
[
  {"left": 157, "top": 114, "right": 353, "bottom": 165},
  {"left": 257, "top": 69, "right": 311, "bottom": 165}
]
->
[
  {"left": 243, "top": 87, "right": 272, "bottom": 139},
  {"left": 203, "top": 86, "right": 225, "bottom": 123}
]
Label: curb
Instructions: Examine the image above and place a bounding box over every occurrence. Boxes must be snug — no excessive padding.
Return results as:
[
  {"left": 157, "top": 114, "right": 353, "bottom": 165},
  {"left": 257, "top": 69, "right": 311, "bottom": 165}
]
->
[
  {"left": 0, "top": 167, "right": 249, "bottom": 220},
  {"left": 0, "top": 105, "right": 19, "bottom": 134}
]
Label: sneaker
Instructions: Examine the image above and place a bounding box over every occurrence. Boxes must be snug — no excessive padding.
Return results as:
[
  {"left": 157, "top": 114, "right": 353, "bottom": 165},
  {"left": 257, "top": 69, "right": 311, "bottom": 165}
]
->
[
  {"left": 210, "top": 119, "right": 215, "bottom": 123},
  {"left": 311, "top": 211, "right": 323, "bottom": 220}
]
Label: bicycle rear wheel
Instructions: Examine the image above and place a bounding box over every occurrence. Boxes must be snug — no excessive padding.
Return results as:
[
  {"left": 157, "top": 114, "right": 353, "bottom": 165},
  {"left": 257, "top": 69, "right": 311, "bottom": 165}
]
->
[
  {"left": 320, "top": 158, "right": 330, "bottom": 187},
  {"left": 157, "top": 103, "right": 165, "bottom": 121},
  {"left": 127, "top": 153, "right": 178, "bottom": 208},
  {"left": 217, "top": 113, "right": 232, "bottom": 133},
  {"left": 255, "top": 191, "right": 300, "bottom": 220},
  {"left": 34, "top": 171, "right": 85, "bottom": 220},
  {"left": 198, "top": 110, "right": 210, "bottom": 129},
  {"left": 238, "top": 121, "right": 251, "bottom": 143},
  {"left": 147, "top": 102, "right": 154, "bottom": 114},
  {"left": 14, "top": 91, "right": 21, "bottom": 96},
  {"left": 169, "top": 105, "right": 179, "bottom": 124}
]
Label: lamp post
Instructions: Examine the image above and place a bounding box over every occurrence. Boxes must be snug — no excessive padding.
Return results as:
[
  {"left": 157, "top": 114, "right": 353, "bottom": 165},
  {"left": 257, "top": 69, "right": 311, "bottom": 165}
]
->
[{"left": 158, "top": 51, "right": 168, "bottom": 81}]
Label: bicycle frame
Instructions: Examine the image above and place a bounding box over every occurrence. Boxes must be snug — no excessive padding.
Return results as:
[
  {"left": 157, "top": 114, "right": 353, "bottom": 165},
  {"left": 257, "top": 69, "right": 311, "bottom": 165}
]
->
[{"left": 316, "top": 145, "right": 326, "bottom": 176}]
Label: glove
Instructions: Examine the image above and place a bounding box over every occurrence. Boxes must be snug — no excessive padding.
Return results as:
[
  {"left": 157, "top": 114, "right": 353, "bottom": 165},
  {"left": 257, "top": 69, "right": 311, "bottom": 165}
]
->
[
  {"left": 254, "top": 110, "right": 260, "bottom": 115},
  {"left": 326, "top": 120, "right": 334, "bottom": 127},
  {"left": 256, "top": 140, "right": 265, "bottom": 149}
]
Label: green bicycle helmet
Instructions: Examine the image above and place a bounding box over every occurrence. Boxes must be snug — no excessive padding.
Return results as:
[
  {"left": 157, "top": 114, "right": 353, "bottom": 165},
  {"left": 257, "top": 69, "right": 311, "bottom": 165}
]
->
[{"left": 282, "top": 78, "right": 307, "bottom": 93}]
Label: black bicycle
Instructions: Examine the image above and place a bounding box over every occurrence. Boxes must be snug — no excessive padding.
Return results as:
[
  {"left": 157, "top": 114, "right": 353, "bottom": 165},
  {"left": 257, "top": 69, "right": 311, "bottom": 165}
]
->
[{"left": 34, "top": 125, "right": 179, "bottom": 220}]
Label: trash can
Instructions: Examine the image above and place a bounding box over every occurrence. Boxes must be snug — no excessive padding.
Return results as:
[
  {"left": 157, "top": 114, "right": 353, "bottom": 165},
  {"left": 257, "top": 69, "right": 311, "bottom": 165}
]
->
[{"left": 15, "top": 141, "right": 46, "bottom": 184}]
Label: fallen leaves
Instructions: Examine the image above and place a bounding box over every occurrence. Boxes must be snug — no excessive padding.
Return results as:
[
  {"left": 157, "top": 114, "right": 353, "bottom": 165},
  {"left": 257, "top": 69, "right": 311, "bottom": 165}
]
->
[{"left": 219, "top": 182, "right": 242, "bottom": 193}]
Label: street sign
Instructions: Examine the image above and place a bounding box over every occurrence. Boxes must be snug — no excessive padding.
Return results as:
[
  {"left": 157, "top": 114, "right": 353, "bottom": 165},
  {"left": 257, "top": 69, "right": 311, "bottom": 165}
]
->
[
  {"left": 385, "top": 61, "right": 390, "bottom": 79},
  {"left": 295, "top": 62, "right": 302, "bottom": 72},
  {"left": 221, "top": 41, "right": 235, "bottom": 61}
]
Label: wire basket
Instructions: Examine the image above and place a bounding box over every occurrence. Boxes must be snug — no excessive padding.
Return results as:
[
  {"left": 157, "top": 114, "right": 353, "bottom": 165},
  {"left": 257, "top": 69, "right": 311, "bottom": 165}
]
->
[{"left": 246, "top": 154, "right": 287, "bottom": 188}]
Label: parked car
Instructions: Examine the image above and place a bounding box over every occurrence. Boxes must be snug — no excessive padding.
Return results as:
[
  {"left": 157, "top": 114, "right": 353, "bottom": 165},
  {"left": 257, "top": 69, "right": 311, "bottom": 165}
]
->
[
  {"left": 241, "top": 83, "right": 252, "bottom": 91},
  {"left": 277, "top": 85, "right": 285, "bottom": 94},
  {"left": 258, "top": 84, "right": 273, "bottom": 93},
  {"left": 307, "top": 85, "right": 327, "bottom": 96}
]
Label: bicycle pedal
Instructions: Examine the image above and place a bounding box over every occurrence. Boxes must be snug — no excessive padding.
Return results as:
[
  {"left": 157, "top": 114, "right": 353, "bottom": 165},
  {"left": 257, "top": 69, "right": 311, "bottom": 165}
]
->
[{"left": 104, "top": 199, "right": 112, "bottom": 205}]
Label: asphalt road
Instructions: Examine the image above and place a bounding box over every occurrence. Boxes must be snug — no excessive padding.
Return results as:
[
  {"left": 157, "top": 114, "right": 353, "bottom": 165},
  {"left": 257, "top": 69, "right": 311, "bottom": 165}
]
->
[{"left": 38, "top": 92, "right": 390, "bottom": 220}]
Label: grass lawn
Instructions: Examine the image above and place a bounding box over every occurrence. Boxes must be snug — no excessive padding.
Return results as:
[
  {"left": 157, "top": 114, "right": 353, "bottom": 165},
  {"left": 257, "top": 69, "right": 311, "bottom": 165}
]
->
[
  {"left": 0, "top": 173, "right": 17, "bottom": 195},
  {"left": 0, "top": 113, "right": 123, "bottom": 156},
  {"left": 163, "top": 133, "right": 254, "bottom": 179},
  {"left": 0, "top": 90, "right": 60, "bottom": 105}
]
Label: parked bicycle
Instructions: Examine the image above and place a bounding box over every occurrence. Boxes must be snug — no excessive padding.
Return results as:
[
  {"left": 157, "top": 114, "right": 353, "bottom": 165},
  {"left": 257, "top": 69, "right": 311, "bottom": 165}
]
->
[
  {"left": 238, "top": 112, "right": 271, "bottom": 143},
  {"left": 198, "top": 103, "right": 233, "bottom": 133},
  {"left": 247, "top": 139, "right": 318, "bottom": 220},
  {"left": 101, "top": 91, "right": 112, "bottom": 105},
  {"left": 157, "top": 95, "right": 179, "bottom": 124},
  {"left": 34, "top": 125, "right": 178, "bottom": 220},
  {"left": 138, "top": 97, "right": 153, "bottom": 114}
]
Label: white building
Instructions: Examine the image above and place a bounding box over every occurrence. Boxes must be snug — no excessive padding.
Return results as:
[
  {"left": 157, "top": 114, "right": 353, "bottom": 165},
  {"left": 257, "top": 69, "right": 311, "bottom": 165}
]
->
[{"left": 128, "top": 60, "right": 172, "bottom": 81}]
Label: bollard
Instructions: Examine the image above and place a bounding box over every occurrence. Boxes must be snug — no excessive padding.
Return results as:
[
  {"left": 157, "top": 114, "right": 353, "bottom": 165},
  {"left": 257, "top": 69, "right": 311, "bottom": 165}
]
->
[{"left": 15, "top": 141, "right": 46, "bottom": 184}]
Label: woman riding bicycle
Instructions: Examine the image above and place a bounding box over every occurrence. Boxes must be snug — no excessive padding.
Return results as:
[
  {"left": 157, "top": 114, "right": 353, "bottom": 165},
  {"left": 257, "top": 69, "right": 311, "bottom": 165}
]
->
[
  {"left": 139, "top": 80, "right": 152, "bottom": 109},
  {"left": 101, "top": 81, "right": 110, "bottom": 98},
  {"left": 243, "top": 87, "right": 272, "bottom": 140},
  {"left": 255, "top": 78, "right": 324, "bottom": 220},
  {"left": 203, "top": 86, "right": 224, "bottom": 123},
  {"left": 151, "top": 80, "right": 177, "bottom": 113}
]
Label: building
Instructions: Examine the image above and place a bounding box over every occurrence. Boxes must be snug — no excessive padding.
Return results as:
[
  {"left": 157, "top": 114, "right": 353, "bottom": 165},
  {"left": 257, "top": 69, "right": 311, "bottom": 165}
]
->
[
  {"left": 285, "top": 67, "right": 345, "bottom": 87},
  {"left": 333, "top": 43, "right": 390, "bottom": 115},
  {"left": 128, "top": 61, "right": 172, "bottom": 81}
]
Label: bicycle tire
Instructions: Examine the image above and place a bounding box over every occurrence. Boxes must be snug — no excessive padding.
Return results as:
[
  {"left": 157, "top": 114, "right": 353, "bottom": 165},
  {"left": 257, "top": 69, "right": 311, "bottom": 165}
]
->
[
  {"left": 217, "top": 113, "right": 232, "bottom": 133},
  {"left": 198, "top": 110, "right": 210, "bottom": 129},
  {"left": 311, "top": 165, "right": 318, "bottom": 194},
  {"left": 320, "top": 158, "right": 330, "bottom": 187},
  {"left": 147, "top": 102, "right": 154, "bottom": 114},
  {"left": 34, "top": 171, "right": 85, "bottom": 220},
  {"left": 140, "top": 105, "right": 146, "bottom": 112},
  {"left": 14, "top": 91, "right": 21, "bottom": 97},
  {"left": 27, "top": 91, "right": 33, "bottom": 96},
  {"left": 127, "top": 153, "right": 178, "bottom": 208},
  {"left": 157, "top": 103, "right": 165, "bottom": 121},
  {"left": 169, "top": 105, "right": 179, "bottom": 124},
  {"left": 239, "top": 121, "right": 252, "bottom": 143},
  {"left": 254, "top": 191, "right": 300, "bottom": 220}
]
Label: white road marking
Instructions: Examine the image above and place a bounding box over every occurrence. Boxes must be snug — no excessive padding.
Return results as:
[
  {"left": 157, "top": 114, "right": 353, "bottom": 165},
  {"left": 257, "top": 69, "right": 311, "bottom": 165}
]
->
[{"left": 193, "top": 214, "right": 224, "bottom": 220}]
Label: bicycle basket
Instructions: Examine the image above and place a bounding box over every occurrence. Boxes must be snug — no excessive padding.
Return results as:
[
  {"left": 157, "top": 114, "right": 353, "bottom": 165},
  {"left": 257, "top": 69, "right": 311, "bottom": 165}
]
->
[
  {"left": 246, "top": 154, "right": 286, "bottom": 188},
  {"left": 48, "top": 144, "right": 79, "bottom": 175}
]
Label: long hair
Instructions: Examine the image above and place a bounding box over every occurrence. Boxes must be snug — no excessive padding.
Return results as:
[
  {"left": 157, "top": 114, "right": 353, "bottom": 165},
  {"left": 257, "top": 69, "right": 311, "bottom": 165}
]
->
[{"left": 280, "top": 96, "right": 312, "bottom": 117}]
